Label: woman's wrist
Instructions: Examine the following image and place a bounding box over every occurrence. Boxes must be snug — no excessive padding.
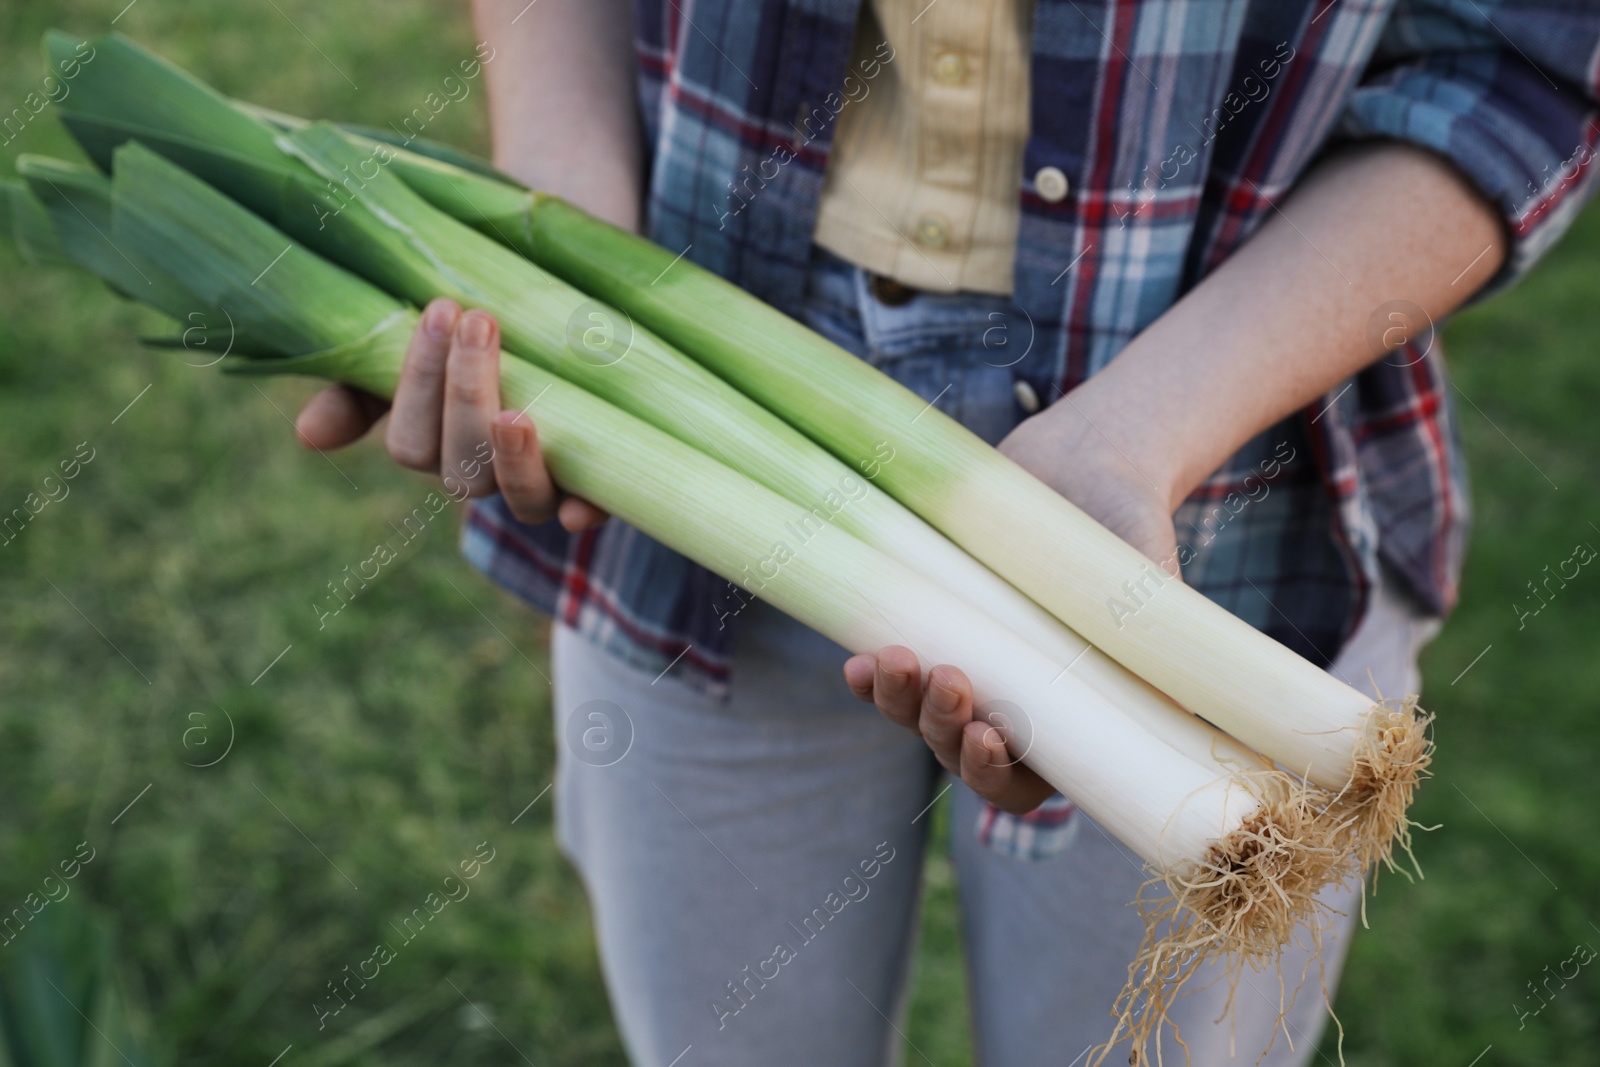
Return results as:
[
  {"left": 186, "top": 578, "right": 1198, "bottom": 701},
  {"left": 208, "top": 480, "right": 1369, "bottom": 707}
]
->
[
  {"left": 474, "top": 0, "right": 643, "bottom": 233},
  {"left": 1030, "top": 372, "right": 1192, "bottom": 513},
  {"left": 493, "top": 146, "right": 642, "bottom": 233},
  {"left": 1000, "top": 389, "right": 1184, "bottom": 569}
]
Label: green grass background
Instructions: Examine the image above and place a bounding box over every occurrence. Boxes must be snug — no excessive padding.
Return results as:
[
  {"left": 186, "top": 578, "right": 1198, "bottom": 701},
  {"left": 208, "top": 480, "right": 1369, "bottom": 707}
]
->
[{"left": 1, "top": 2, "right": 1595, "bottom": 1064}]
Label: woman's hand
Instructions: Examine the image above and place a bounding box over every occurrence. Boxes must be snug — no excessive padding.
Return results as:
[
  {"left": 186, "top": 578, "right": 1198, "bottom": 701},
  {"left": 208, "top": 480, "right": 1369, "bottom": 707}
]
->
[
  {"left": 296, "top": 0, "right": 645, "bottom": 530},
  {"left": 293, "top": 298, "right": 608, "bottom": 532},
  {"left": 843, "top": 392, "right": 1180, "bottom": 814},
  {"left": 995, "top": 397, "right": 1180, "bottom": 569},
  {"left": 842, "top": 651, "right": 1057, "bottom": 814}
]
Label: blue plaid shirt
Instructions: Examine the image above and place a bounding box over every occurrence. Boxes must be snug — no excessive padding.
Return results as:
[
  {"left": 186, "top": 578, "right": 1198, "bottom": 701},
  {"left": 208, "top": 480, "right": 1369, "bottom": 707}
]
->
[{"left": 464, "top": 0, "right": 1600, "bottom": 857}]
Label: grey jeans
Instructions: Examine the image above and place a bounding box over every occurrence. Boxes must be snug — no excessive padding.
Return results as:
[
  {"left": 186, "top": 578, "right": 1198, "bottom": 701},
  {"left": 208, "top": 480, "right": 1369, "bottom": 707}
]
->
[{"left": 549, "top": 575, "right": 1438, "bottom": 1067}]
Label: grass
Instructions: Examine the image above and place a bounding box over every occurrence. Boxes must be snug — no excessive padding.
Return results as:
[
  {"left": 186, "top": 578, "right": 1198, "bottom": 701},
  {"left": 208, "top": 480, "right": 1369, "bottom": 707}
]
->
[
  {"left": 1322, "top": 202, "right": 1600, "bottom": 1066},
  {"left": 1, "top": 3, "right": 1597, "bottom": 1064}
]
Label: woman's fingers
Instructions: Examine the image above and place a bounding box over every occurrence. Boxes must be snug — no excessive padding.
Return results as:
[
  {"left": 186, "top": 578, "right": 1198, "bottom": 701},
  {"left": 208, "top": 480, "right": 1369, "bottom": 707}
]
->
[
  {"left": 296, "top": 300, "right": 604, "bottom": 529},
  {"left": 490, "top": 410, "right": 558, "bottom": 524},
  {"left": 843, "top": 648, "right": 923, "bottom": 731},
  {"left": 439, "top": 309, "right": 503, "bottom": 498},
  {"left": 844, "top": 649, "right": 1052, "bottom": 814},
  {"left": 386, "top": 298, "right": 459, "bottom": 471},
  {"left": 870, "top": 645, "right": 924, "bottom": 733},
  {"left": 847, "top": 651, "right": 971, "bottom": 775},
  {"left": 918, "top": 665, "right": 972, "bottom": 772},
  {"left": 296, "top": 301, "right": 451, "bottom": 462},
  {"left": 843, "top": 654, "right": 877, "bottom": 702},
  {"left": 556, "top": 496, "right": 610, "bottom": 532},
  {"left": 296, "top": 385, "right": 388, "bottom": 451},
  {"left": 959, "top": 721, "right": 1057, "bottom": 814},
  {"left": 490, "top": 411, "right": 612, "bottom": 529}
]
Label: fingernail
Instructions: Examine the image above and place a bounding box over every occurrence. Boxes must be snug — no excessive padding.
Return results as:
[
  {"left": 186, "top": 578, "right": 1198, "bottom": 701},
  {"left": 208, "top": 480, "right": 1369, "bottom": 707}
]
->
[
  {"left": 983, "top": 728, "right": 1009, "bottom": 762},
  {"left": 459, "top": 311, "right": 493, "bottom": 349},
  {"left": 423, "top": 300, "right": 458, "bottom": 339},
  {"left": 927, "top": 678, "right": 959, "bottom": 714},
  {"left": 493, "top": 411, "right": 526, "bottom": 455}
]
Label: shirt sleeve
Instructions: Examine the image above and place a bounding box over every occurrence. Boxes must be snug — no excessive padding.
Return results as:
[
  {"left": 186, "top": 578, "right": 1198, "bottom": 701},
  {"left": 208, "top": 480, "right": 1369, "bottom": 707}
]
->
[
  {"left": 1337, "top": 0, "right": 1600, "bottom": 296},
  {"left": 975, "top": 793, "right": 1081, "bottom": 861}
]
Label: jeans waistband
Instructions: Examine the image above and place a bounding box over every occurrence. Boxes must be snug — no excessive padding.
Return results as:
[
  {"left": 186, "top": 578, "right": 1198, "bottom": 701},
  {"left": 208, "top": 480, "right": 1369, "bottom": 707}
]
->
[{"left": 804, "top": 246, "right": 1035, "bottom": 367}]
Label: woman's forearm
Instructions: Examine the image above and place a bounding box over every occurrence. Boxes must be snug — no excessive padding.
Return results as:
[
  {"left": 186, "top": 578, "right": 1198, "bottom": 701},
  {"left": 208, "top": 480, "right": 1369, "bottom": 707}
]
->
[
  {"left": 1062, "top": 141, "right": 1507, "bottom": 510},
  {"left": 472, "top": 0, "right": 643, "bottom": 230}
]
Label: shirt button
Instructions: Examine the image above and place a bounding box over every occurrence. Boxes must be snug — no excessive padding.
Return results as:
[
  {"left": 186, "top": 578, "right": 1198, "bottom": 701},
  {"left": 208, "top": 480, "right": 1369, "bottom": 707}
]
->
[
  {"left": 1013, "top": 378, "right": 1041, "bottom": 414},
  {"left": 915, "top": 214, "right": 950, "bottom": 248},
  {"left": 1035, "top": 166, "right": 1070, "bottom": 203},
  {"left": 932, "top": 50, "right": 968, "bottom": 85}
]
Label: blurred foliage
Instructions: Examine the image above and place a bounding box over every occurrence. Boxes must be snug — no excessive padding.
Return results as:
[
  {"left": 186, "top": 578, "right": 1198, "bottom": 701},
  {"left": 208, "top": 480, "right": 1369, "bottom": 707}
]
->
[
  {"left": 1, "top": 3, "right": 616, "bottom": 1064},
  {"left": 0, "top": 2, "right": 1596, "bottom": 1066},
  {"left": 1326, "top": 205, "right": 1600, "bottom": 1066},
  {"left": 0, "top": 900, "right": 161, "bottom": 1067}
]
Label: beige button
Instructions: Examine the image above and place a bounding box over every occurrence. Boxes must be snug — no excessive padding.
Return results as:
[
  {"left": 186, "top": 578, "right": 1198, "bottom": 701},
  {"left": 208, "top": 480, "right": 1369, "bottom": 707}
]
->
[
  {"left": 1013, "top": 378, "right": 1041, "bottom": 414},
  {"left": 915, "top": 214, "right": 950, "bottom": 248},
  {"left": 932, "top": 50, "right": 968, "bottom": 85},
  {"left": 1035, "top": 166, "right": 1070, "bottom": 203}
]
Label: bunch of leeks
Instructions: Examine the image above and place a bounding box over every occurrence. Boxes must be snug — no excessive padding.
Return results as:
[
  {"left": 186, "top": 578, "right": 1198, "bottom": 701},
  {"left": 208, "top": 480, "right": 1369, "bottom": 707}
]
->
[
  {"left": 35, "top": 29, "right": 1424, "bottom": 882},
  {"left": 1, "top": 29, "right": 1430, "bottom": 1061}
]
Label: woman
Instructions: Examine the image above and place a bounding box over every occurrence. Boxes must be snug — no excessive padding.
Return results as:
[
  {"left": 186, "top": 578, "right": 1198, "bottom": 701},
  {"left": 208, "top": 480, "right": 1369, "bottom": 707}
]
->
[{"left": 296, "top": 1, "right": 1599, "bottom": 1062}]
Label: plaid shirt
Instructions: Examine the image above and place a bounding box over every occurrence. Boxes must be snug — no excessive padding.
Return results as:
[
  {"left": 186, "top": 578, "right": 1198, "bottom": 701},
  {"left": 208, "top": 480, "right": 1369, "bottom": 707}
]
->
[{"left": 464, "top": 0, "right": 1600, "bottom": 858}]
